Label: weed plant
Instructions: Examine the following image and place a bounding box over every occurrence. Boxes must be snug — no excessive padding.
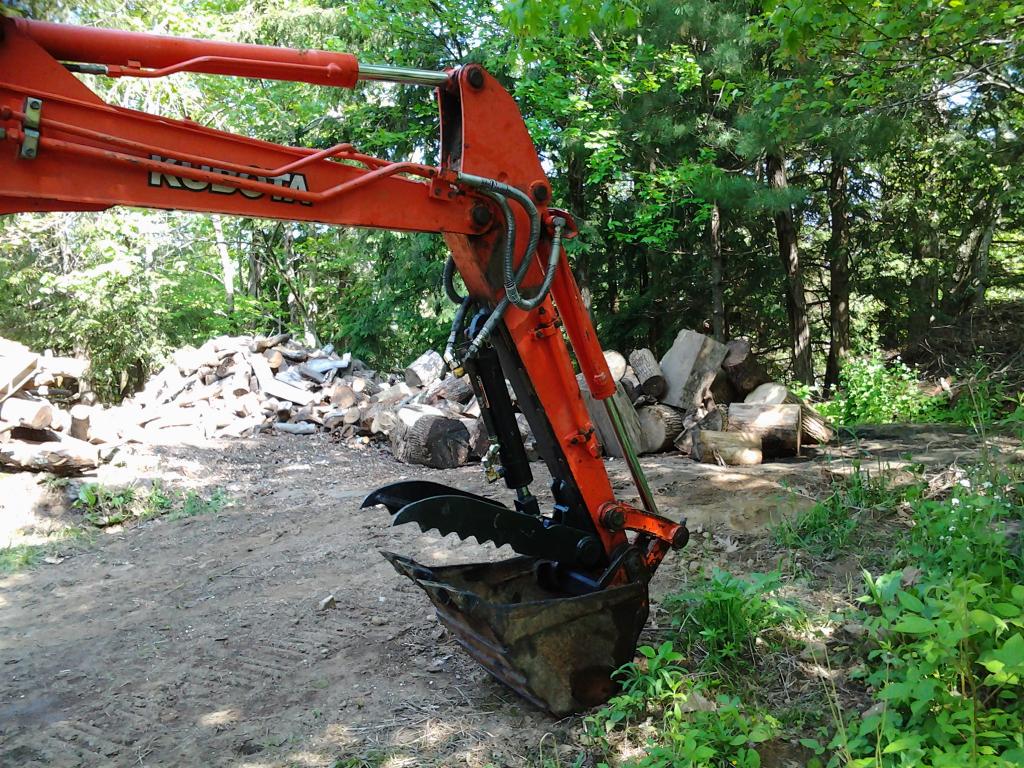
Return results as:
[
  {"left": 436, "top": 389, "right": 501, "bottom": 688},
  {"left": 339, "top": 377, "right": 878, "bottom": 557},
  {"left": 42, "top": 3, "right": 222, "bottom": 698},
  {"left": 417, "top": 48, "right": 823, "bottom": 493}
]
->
[
  {"left": 664, "top": 569, "right": 802, "bottom": 670},
  {"left": 773, "top": 462, "right": 901, "bottom": 559},
  {"left": 806, "top": 468, "right": 1024, "bottom": 767},
  {"left": 1, "top": 480, "right": 231, "bottom": 574}
]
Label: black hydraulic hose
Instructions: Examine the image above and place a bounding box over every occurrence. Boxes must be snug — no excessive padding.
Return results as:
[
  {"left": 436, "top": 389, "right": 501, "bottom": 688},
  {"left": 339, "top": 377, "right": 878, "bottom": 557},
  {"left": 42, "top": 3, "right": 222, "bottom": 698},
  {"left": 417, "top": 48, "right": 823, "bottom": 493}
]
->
[
  {"left": 444, "top": 296, "right": 472, "bottom": 367},
  {"left": 456, "top": 173, "right": 542, "bottom": 311},
  {"left": 442, "top": 255, "right": 464, "bottom": 304},
  {"left": 465, "top": 216, "right": 566, "bottom": 359}
]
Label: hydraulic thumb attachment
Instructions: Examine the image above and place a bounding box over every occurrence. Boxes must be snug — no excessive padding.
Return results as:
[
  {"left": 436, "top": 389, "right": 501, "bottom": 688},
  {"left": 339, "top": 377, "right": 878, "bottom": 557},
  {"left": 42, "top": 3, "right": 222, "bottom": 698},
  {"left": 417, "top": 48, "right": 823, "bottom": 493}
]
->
[{"left": 0, "top": 17, "right": 689, "bottom": 715}]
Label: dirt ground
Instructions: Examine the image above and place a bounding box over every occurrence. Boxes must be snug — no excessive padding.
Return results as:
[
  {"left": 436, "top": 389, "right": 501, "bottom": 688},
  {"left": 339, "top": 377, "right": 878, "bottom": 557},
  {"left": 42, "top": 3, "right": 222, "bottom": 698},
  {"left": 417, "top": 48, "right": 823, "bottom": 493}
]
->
[{"left": 1, "top": 425, "right": 1020, "bottom": 767}]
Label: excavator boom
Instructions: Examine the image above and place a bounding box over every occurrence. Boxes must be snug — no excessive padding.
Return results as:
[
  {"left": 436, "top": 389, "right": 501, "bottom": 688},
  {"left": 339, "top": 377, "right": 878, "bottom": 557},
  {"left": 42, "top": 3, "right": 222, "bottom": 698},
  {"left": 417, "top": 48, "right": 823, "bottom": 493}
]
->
[{"left": 0, "top": 16, "right": 688, "bottom": 714}]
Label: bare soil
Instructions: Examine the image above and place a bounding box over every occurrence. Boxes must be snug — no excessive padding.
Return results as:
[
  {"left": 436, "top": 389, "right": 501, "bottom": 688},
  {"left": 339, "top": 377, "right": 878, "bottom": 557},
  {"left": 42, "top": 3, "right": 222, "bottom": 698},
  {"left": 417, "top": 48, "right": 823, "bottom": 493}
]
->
[{"left": 1, "top": 426, "right": 1019, "bottom": 767}]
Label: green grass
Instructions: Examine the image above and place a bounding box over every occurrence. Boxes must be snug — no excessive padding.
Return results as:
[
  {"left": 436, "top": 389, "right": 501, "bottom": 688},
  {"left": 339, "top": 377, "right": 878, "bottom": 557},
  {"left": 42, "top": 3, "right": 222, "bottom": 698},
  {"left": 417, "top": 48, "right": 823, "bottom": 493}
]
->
[
  {"left": 2, "top": 481, "right": 231, "bottom": 575},
  {"left": 772, "top": 462, "right": 905, "bottom": 560},
  {"left": 0, "top": 543, "right": 46, "bottom": 574}
]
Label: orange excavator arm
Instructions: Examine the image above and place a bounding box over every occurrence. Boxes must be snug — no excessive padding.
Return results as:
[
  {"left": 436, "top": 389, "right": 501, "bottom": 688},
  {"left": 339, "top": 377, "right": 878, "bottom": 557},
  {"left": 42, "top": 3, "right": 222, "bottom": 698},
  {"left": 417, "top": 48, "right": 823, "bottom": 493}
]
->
[{"left": 0, "top": 17, "right": 688, "bottom": 715}]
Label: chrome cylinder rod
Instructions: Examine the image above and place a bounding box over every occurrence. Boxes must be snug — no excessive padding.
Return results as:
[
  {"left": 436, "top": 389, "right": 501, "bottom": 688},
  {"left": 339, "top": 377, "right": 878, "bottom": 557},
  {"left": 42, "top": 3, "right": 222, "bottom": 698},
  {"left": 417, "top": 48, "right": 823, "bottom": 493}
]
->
[
  {"left": 604, "top": 396, "right": 660, "bottom": 515},
  {"left": 357, "top": 64, "right": 449, "bottom": 87}
]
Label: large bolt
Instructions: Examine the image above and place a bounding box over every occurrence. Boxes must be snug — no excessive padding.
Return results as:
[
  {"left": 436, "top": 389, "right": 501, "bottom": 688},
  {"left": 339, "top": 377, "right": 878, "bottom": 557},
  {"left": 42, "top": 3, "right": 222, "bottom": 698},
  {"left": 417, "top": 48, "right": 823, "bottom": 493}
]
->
[
  {"left": 471, "top": 204, "right": 492, "bottom": 227},
  {"left": 466, "top": 67, "right": 485, "bottom": 89},
  {"left": 671, "top": 525, "right": 690, "bottom": 549},
  {"left": 530, "top": 181, "right": 550, "bottom": 203},
  {"left": 575, "top": 536, "right": 603, "bottom": 567},
  {"left": 28, "top": 98, "right": 41, "bottom": 110},
  {"left": 600, "top": 506, "right": 625, "bottom": 532}
]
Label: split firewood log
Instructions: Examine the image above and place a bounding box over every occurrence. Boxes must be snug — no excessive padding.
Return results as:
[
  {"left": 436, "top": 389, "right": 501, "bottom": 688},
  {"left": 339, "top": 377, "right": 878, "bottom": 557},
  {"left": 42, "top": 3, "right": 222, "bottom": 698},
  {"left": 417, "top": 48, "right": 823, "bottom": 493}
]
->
[
  {"left": 350, "top": 375, "right": 380, "bottom": 397},
  {"left": 69, "top": 404, "right": 91, "bottom": 441},
  {"left": 331, "top": 384, "right": 358, "bottom": 409},
  {"left": 404, "top": 350, "right": 445, "bottom": 388},
  {"left": 693, "top": 430, "right": 762, "bottom": 466},
  {"left": 637, "top": 403, "right": 684, "bottom": 453},
  {"left": 628, "top": 348, "right": 666, "bottom": 398},
  {"left": 274, "top": 421, "right": 317, "bottom": 435},
  {"left": 744, "top": 382, "right": 835, "bottom": 444},
  {"left": 250, "top": 355, "right": 315, "bottom": 406},
  {"left": 36, "top": 354, "right": 89, "bottom": 380},
  {"left": 0, "top": 396, "right": 54, "bottom": 429},
  {"left": 603, "top": 350, "right": 628, "bottom": 383},
  {"left": 0, "top": 433, "right": 103, "bottom": 473},
  {"left": 278, "top": 346, "right": 309, "bottom": 363},
  {"left": 432, "top": 374, "right": 474, "bottom": 405},
  {"left": 659, "top": 330, "right": 728, "bottom": 410},
  {"left": 722, "top": 338, "right": 772, "bottom": 397},
  {"left": 726, "top": 402, "right": 801, "bottom": 457},
  {"left": 250, "top": 332, "right": 291, "bottom": 354},
  {"left": 263, "top": 348, "right": 284, "bottom": 370},
  {"left": 1, "top": 342, "right": 38, "bottom": 399},
  {"left": 674, "top": 407, "right": 724, "bottom": 455}
]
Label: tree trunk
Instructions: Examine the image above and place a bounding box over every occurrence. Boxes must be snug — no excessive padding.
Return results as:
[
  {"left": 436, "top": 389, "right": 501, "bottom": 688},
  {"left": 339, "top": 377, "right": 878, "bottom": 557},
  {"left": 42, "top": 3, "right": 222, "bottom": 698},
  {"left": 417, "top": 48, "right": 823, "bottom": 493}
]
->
[
  {"left": 212, "top": 216, "right": 236, "bottom": 317},
  {"left": 824, "top": 154, "right": 849, "bottom": 395},
  {"left": 708, "top": 200, "right": 726, "bottom": 342},
  {"left": 946, "top": 190, "right": 1002, "bottom": 317},
  {"left": 766, "top": 152, "right": 813, "bottom": 384}
]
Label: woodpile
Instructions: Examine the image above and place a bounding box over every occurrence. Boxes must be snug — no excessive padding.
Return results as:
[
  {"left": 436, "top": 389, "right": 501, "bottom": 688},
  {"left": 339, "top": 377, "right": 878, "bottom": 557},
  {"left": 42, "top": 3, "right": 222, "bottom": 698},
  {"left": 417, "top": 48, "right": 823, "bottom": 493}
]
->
[
  {"left": 0, "top": 333, "right": 504, "bottom": 473},
  {"left": 579, "top": 330, "right": 834, "bottom": 466},
  {"left": 0, "top": 326, "right": 835, "bottom": 476},
  {"left": 0, "top": 337, "right": 106, "bottom": 474}
]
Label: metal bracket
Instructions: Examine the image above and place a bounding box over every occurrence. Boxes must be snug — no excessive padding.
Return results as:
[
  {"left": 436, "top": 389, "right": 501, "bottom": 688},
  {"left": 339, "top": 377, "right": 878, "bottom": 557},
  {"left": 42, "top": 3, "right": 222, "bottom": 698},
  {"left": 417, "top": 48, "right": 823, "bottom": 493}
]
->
[{"left": 19, "top": 97, "right": 41, "bottom": 160}]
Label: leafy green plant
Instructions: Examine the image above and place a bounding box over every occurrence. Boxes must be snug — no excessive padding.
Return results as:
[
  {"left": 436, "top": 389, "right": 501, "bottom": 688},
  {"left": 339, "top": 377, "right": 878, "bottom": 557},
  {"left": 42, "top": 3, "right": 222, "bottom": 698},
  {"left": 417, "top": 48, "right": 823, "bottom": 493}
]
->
[
  {"left": 820, "top": 354, "right": 944, "bottom": 426},
  {"left": 168, "top": 488, "right": 229, "bottom": 520},
  {"left": 74, "top": 482, "right": 224, "bottom": 527},
  {"left": 664, "top": 570, "right": 802, "bottom": 669},
  {"left": 0, "top": 543, "right": 46, "bottom": 574},
  {"left": 74, "top": 483, "right": 139, "bottom": 527},
  {"left": 820, "top": 469, "right": 1024, "bottom": 767},
  {"left": 587, "top": 642, "right": 777, "bottom": 768}
]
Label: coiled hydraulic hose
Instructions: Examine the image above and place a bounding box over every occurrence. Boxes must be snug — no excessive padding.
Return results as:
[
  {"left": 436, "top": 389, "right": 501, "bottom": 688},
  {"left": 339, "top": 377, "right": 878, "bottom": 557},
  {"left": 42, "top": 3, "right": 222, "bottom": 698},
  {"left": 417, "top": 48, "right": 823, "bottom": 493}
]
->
[
  {"left": 452, "top": 172, "right": 567, "bottom": 360},
  {"left": 465, "top": 215, "right": 566, "bottom": 359}
]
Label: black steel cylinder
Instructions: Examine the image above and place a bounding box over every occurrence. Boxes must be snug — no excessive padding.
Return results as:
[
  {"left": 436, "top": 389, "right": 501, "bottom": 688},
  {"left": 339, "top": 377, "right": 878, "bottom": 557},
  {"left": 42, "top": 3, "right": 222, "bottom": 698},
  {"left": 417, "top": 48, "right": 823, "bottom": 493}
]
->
[{"left": 467, "top": 343, "right": 533, "bottom": 492}]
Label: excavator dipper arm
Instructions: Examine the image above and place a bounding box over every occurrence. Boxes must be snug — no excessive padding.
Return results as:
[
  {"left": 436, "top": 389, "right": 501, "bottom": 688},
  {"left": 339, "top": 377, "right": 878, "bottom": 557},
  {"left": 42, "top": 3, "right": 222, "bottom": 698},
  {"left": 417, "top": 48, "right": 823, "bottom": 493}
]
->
[{"left": 0, "top": 17, "right": 688, "bottom": 714}]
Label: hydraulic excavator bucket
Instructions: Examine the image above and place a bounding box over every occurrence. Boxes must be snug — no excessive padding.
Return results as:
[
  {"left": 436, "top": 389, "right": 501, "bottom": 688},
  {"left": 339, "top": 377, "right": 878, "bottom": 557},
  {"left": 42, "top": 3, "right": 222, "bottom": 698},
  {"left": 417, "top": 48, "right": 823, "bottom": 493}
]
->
[
  {"left": 362, "top": 477, "right": 671, "bottom": 715},
  {"left": 381, "top": 552, "right": 649, "bottom": 716}
]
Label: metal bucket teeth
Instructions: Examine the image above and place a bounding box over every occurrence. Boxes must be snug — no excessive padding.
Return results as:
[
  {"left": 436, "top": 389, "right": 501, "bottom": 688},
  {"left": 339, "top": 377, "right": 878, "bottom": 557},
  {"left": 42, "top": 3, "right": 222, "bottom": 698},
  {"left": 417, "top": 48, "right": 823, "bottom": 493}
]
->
[
  {"left": 361, "top": 480, "right": 503, "bottom": 515},
  {"left": 381, "top": 551, "right": 649, "bottom": 716}
]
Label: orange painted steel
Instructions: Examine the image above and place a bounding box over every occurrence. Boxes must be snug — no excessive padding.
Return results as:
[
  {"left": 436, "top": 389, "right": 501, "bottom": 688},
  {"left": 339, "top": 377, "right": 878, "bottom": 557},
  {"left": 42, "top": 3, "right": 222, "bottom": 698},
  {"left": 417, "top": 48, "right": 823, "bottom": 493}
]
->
[
  {"left": 13, "top": 18, "right": 360, "bottom": 88},
  {"left": 0, "top": 18, "right": 686, "bottom": 569}
]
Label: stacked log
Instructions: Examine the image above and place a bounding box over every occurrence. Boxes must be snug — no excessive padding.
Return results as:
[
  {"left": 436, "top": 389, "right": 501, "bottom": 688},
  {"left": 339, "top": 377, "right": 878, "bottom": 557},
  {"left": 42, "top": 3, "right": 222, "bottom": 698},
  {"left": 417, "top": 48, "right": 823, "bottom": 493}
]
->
[
  {"left": 0, "top": 337, "right": 102, "bottom": 473},
  {"left": 1, "top": 326, "right": 835, "bottom": 475},
  {"left": 590, "top": 330, "right": 834, "bottom": 465}
]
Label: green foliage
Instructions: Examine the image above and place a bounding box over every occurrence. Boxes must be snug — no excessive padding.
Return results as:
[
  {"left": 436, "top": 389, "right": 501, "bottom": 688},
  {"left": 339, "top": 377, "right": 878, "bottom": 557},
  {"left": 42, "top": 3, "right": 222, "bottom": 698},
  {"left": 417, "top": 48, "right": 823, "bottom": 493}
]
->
[
  {"left": 826, "top": 470, "right": 1024, "bottom": 766},
  {"left": 0, "top": 543, "right": 46, "bottom": 574},
  {"left": 73, "top": 482, "right": 226, "bottom": 527},
  {"left": 773, "top": 462, "right": 900, "bottom": 559},
  {"left": 820, "top": 355, "right": 944, "bottom": 425},
  {"left": 664, "top": 569, "right": 802, "bottom": 669},
  {"left": 587, "top": 641, "right": 778, "bottom": 768},
  {"left": 169, "top": 488, "right": 230, "bottom": 520}
]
